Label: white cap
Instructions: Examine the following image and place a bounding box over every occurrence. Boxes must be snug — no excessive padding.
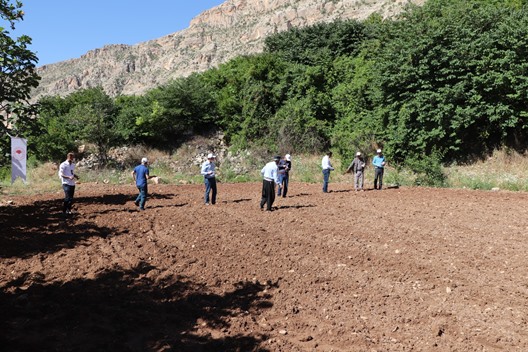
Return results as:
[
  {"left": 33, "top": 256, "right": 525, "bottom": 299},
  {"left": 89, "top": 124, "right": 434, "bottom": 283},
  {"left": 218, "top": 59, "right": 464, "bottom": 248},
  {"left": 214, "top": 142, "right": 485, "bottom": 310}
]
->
[
  {"left": 141, "top": 157, "right": 148, "bottom": 164},
  {"left": 207, "top": 153, "right": 215, "bottom": 159},
  {"left": 285, "top": 154, "right": 291, "bottom": 161},
  {"left": 376, "top": 149, "right": 382, "bottom": 153},
  {"left": 356, "top": 152, "right": 361, "bottom": 156}
]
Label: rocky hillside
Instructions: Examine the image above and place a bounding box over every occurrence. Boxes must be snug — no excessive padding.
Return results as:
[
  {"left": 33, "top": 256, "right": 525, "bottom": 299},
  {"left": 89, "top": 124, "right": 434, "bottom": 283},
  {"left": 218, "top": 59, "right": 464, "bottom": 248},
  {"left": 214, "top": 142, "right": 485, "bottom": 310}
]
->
[{"left": 33, "top": 0, "right": 424, "bottom": 99}]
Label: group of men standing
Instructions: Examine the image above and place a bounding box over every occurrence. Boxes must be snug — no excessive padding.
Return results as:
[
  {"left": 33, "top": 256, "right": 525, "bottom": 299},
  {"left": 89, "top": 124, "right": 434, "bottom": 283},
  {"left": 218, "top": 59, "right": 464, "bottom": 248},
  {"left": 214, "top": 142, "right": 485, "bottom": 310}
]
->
[
  {"left": 58, "top": 148, "right": 385, "bottom": 214},
  {"left": 323, "top": 148, "right": 386, "bottom": 193}
]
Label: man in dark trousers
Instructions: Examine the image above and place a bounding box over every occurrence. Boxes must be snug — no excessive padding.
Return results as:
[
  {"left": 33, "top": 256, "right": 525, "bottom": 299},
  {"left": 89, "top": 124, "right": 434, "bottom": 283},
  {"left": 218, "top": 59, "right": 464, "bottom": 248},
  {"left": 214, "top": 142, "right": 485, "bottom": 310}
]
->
[
  {"left": 201, "top": 153, "right": 217, "bottom": 205},
  {"left": 277, "top": 154, "right": 291, "bottom": 197},
  {"left": 58, "top": 152, "right": 79, "bottom": 215},
  {"left": 260, "top": 155, "right": 281, "bottom": 211},
  {"left": 132, "top": 157, "right": 155, "bottom": 210},
  {"left": 372, "top": 149, "right": 386, "bottom": 190}
]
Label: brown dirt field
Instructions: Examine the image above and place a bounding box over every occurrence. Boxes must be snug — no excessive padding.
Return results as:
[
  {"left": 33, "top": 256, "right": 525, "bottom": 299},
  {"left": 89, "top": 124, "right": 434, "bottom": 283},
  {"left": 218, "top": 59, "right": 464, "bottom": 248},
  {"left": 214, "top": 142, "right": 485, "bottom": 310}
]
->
[{"left": 1, "top": 182, "right": 528, "bottom": 352}]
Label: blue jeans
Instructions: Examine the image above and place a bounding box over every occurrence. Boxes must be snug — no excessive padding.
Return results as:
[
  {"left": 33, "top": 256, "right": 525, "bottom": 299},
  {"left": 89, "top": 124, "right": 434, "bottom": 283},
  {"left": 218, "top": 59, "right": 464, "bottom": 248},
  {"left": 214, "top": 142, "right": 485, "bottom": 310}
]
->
[
  {"left": 204, "top": 177, "right": 217, "bottom": 204},
  {"left": 277, "top": 173, "right": 289, "bottom": 197},
  {"left": 322, "top": 169, "right": 331, "bottom": 192},
  {"left": 135, "top": 185, "right": 148, "bottom": 209},
  {"left": 62, "top": 184, "right": 75, "bottom": 212}
]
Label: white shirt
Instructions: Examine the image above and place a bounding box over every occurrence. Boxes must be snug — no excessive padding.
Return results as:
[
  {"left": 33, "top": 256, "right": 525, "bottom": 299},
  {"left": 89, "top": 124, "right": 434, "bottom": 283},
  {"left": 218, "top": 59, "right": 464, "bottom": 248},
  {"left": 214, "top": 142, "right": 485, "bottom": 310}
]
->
[
  {"left": 201, "top": 160, "right": 216, "bottom": 178},
  {"left": 59, "top": 160, "right": 76, "bottom": 186},
  {"left": 261, "top": 161, "right": 279, "bottom": 184},
  {"left": 321, "top": 155, "right": 334, "bottom": 170}
]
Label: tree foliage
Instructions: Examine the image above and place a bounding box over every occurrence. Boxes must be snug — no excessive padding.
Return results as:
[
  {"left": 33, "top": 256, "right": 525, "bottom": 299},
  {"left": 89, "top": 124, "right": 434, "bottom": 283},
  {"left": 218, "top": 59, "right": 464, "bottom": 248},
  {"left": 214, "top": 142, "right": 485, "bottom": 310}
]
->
[
  {"left": 0, "top": 0, "right": 40, "bottom": 165},
  {"left": 31, "top": 0, "right": 528, "bottom": 170}
]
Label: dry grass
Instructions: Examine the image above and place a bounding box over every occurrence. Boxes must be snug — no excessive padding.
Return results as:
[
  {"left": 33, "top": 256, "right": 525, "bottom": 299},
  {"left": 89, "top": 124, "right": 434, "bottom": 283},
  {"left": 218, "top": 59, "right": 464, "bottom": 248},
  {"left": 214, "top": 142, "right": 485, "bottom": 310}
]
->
[
  {"left": 2, "top": 149, "right": 527, "bottom": 200},
  {"left": 446, "top": 150, "right": 528, "bottom": 191}
]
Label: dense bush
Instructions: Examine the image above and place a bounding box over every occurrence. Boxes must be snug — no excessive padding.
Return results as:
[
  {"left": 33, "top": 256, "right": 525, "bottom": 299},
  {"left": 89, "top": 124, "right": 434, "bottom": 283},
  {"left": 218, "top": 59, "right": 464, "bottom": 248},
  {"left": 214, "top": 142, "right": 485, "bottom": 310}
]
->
[{"left": 24, "top": 0, "right": 528, "bottom": 176}]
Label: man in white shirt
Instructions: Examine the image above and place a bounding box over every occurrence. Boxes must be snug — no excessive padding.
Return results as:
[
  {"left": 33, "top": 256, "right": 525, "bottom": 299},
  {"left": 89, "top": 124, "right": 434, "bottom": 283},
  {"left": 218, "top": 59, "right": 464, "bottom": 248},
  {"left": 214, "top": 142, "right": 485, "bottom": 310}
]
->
[
  {"left": 260, "top": 155, "right": 281, "bottom": 211},
  {"left": 321, "top": 151, "right": 335, "bottom": 193},
  {"left": 200, "top": 153, "right": 217, "bottom": 205},
  {"left": 58, "top": 152, "right": 79, "bottom": 214}
]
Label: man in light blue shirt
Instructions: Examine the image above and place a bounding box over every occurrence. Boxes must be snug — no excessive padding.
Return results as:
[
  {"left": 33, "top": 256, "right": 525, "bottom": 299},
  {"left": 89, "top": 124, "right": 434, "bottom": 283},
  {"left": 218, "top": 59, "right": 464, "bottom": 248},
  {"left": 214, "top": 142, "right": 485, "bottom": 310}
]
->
[
  {"left": 132, "top": 157, "right": 155, "bottom": 210},
  {"left": 260, "top": 155, "right": 281, "bottom": 211},
  {"left": 201, "top": 153, "right": 217, "bottom": 205},
  {"left": 372, "top": 149, "right": 386, "bottom": 190},
  {"left": 321, "top": 151, "right": 335, "bottom": 193}
]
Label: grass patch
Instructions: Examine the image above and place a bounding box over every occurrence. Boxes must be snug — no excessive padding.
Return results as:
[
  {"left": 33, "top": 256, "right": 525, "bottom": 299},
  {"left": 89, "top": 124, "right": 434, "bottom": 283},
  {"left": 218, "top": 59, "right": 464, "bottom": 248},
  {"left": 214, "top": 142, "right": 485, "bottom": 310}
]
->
[{"left": 2, "top": 149, "right": 527, "bottom": 199}]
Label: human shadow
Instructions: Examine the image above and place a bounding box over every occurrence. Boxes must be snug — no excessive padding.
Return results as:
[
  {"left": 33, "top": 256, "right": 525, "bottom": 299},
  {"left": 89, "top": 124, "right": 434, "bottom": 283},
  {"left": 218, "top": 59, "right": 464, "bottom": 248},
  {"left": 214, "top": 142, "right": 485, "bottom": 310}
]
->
[
  {"left": 330, "top": 189, "right": 352, "bottom": 193},
  {"left": 0, "top": 262, "right": 273, "bottom": 351},
  {"left": 0, "top": 200, "right": 125, "bottom": 259},
  {"left": 278, "top": 204, "right": 316, "bottom": 210},
  {"left": 75, "top": 193, "right": 177, "bottom": 206},
  {"left": 289, "top": 193, "right": 311, "bottom": 198},
  {"left": 230, "top": 198, "right": 252, "bottom": 204}
]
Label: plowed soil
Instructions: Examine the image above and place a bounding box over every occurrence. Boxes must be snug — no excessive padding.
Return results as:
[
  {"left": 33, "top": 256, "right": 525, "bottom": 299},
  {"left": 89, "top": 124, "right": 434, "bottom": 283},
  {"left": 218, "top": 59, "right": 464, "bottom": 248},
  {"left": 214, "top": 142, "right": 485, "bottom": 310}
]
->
[{"left": 1, "top": 182, "right": 528, "bottom": 352}]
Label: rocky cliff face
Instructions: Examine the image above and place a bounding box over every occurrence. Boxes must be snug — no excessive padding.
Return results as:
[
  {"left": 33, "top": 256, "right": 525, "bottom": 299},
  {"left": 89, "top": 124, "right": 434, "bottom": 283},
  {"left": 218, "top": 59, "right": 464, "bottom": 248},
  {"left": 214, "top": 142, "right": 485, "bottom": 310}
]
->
[{"left": 33, "top": 0, "right": 424, "bottom": 99}]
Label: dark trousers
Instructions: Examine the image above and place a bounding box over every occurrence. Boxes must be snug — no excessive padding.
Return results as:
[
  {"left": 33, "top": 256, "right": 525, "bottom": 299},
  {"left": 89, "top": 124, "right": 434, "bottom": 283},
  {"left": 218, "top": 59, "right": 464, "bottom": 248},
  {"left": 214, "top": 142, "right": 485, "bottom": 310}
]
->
[
  {"left": 322, "top": 169, "right": 331, "bottom": 192},
  {"left": 260, "top": 180, "right": 275, "bottom": 211},
  {"left": 204, "top": 177, "right": 217, "bottom": 204},
  {"left": 374, "top": 167, "right": 384, "bottom": 190},
  {"left": 62, "top": 184, "right": 75, "bottom": 212},
  {"left": 135, "top": 185, "right": 148, "bottom": 209},
  {"left": 277, "top": 173, "right": 289, "bottom": 197}
]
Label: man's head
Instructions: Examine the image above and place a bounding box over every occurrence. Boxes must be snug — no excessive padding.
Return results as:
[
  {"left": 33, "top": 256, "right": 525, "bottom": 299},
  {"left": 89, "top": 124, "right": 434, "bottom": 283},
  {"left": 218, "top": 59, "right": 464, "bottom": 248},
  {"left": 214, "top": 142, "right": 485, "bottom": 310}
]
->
[
  {"left": 207, "top": 153, "right": 216, "bottom": 160},
  {"left": 356, "top": 151, "right": 362, "bottom": 157},
  {"left": 66, "top": 152, "right": 75, "bottom": 163},
  {"left": 141, "top": 157, "right": 148, "bottom": 165},
  {"left": 273, "top": 155, "right": 281, "bottom": 164},
  {"left": 327, "top": 151, "right": 333, "bottom": 157},
  {"left": 285, "top": 154, "right": 291, "bottom": 161},
  {"left": 376, "top": 149, "right": 382, "bottom": 154}
]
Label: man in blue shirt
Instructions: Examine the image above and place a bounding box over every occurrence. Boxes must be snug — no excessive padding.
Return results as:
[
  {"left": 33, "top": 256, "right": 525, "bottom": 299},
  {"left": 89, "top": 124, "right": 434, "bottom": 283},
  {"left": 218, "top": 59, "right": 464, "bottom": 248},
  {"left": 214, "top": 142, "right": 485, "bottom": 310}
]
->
[
  {"left": 132, "top": 157, "right": 155, "bottom": 210},
  {"left": 201, "top": 153, "right": 217, "bottom": 205},
  {"left": 372, "top": 149, "right": 386, "bottom": 190},
  {"left": 260, "top": 155, "right": 281, "bottom": 211}
]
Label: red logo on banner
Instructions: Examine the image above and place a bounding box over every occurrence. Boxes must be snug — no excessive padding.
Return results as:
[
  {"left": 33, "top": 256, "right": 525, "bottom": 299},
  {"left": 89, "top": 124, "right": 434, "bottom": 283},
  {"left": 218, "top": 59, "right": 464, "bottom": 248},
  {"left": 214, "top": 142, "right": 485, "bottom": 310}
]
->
[{"left": 13, "top": 148, "right": 26, "bottom": 160}]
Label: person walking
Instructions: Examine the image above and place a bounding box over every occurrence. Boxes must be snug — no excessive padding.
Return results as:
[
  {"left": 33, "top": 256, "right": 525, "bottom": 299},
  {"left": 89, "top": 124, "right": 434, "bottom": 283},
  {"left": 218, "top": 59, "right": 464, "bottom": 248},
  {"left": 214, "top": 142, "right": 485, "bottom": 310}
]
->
[
  {"left": 132, "top": 157, "right": 155, "bottom": 210},
  {"left": 58, "top": 152, "right": 79, "bottom": 215},
  {"left": 345, "top": 151, "right": 366, "bottom": 191},
  {"left": 201, "top": 153, "right": 217, "bottom": 205},
  {"left": 372, "top": 149, "right": 386, "bottom": 190},
  {"left": 277, "top": 154, "right": 291, "bottom": 197},
  {"left": 321, "top": 151, "right": 335, "bottom": 193},
  {"left": 260, "top": 155, "right": 281, "bottom": 211}
]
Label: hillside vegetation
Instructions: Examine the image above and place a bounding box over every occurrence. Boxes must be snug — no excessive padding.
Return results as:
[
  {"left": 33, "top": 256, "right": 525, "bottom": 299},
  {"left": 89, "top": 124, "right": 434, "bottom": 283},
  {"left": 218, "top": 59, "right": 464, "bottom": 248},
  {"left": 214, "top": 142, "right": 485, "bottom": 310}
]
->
[{"left": 2, "top": 0, "right": 528, "bottom": 188}]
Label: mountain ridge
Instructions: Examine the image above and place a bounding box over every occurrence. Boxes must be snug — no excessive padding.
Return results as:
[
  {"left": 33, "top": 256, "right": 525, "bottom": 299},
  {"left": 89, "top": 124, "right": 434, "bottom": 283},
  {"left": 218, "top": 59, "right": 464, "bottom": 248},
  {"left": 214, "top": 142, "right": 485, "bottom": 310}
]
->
[{"left": 33, "top": 0, "right": 424, "bottom": 99}]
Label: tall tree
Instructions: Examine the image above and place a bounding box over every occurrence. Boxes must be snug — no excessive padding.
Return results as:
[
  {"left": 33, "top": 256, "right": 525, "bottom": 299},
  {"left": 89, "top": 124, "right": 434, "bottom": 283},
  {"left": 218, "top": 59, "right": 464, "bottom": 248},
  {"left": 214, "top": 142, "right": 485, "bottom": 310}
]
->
[{"left": 0, "top": 0, "right": 40, "bottom": 165}]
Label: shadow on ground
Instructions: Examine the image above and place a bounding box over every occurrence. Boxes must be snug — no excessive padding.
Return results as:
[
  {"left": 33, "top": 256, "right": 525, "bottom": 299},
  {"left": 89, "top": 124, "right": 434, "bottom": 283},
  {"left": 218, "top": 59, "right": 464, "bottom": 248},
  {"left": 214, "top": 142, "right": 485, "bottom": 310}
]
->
[{"left": 0, "top": 262, "right": 273, "bottom": 351}]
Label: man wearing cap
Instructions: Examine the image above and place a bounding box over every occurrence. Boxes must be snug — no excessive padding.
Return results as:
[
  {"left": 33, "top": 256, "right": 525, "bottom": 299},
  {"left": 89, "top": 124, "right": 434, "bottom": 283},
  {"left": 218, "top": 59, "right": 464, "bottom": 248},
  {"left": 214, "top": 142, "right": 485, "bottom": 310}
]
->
[
  {"left": 277, "top": 154, "right": 291, "bottom": 197},
  {"left": 132, "top": 157, "right": 155, "bottom": 210},
  {"left": 345, "top": 151, "right": 366, "bottom": 191},
  {"left": 321, "top": 151, "right": 335, "bottom": 193},
  {"left": 58, "top": 152, "right": 80, "bottom": 215},
  {"left": 372, "top": 149, "right": 386, "bottom": 190},
  {"left": 201, "top": 153, "right": 217, "bottom": 205},
  {"left": 260, "top": 156, "right": 281, "bottom": 211}
]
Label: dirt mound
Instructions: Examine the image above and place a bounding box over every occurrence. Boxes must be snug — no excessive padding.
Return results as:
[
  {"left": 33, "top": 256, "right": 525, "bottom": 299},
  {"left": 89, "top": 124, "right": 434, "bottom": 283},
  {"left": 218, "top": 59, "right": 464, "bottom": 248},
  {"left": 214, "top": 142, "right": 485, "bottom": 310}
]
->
[{"left": 1, "top": 183, "right": 527, "bottom": 351}]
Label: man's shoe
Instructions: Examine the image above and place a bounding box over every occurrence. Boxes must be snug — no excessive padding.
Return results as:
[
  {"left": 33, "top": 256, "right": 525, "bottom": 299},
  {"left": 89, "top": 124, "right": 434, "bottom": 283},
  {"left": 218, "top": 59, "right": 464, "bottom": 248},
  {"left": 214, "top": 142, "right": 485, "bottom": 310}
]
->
[{"left": 134, "top": 200, "right": 139, "bottom": 206}]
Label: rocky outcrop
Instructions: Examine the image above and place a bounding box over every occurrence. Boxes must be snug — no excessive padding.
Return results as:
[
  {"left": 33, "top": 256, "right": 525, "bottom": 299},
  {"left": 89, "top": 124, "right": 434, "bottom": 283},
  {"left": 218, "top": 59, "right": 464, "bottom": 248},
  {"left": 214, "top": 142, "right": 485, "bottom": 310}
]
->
[{"left": 33, "top": 0, "right": 424, "bottom": 99}]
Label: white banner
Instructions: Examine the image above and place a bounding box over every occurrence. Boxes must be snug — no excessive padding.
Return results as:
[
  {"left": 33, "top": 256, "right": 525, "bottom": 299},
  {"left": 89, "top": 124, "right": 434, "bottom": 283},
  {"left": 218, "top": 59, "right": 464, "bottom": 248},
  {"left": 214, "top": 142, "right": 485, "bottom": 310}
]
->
[{"left": 11, "top": 137, "right": 27, "bottom": 184}]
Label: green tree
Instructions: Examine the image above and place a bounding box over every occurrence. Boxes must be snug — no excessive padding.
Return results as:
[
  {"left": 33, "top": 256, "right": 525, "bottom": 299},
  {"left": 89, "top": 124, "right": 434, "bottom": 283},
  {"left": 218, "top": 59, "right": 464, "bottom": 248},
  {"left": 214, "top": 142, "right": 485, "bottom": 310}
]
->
[
  {"left": 373, "top": 0, "right": 528, "bottom": 162},
  {"left": 0, "top": 0, "right": 40, "bottom": 165}
]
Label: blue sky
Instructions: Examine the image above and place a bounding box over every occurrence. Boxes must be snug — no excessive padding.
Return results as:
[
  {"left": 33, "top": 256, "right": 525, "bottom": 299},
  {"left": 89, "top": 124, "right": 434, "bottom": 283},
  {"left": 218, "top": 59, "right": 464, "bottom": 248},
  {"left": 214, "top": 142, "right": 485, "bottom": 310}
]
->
[{"left": 11, "top": 0, "right": 226, "bottom": 66}]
